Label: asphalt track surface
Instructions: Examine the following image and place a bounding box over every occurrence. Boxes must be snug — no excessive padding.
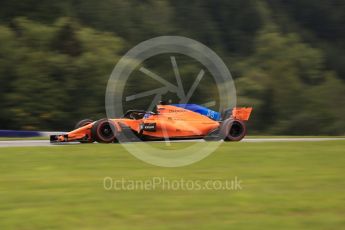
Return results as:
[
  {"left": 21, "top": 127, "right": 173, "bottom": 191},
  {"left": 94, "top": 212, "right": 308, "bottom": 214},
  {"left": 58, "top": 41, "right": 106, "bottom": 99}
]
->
[{"left": 0, "top": 138, "right": 344, "bottom": 148}]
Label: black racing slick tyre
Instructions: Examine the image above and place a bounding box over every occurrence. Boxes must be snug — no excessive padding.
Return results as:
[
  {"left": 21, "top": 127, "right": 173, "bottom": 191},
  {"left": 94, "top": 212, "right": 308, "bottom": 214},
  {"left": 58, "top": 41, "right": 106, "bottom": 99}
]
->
[
  {"left": 220, "top": 119, "right": 246, "bottom": 142},
  {"left": 75, "top": 119, "right": 94, "bottom": 143},
  {"left": 91, "top": 119, "right": 117, "bottom": 143},
  {"left": 75, "top": 119, "right": 94, "bottom": 129}
]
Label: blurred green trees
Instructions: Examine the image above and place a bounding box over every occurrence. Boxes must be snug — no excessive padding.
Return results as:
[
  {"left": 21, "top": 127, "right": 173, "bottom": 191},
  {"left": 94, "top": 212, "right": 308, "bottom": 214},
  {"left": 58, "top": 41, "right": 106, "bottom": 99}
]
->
[
  {"left": 236, "top": 27, "right": 344, "bottom": 134},
  {"left": 0, "top": 0, "right": 344, "bottom": 134},
  {"left": 0, "top": 18, "right": 124, "bottom": 130}
]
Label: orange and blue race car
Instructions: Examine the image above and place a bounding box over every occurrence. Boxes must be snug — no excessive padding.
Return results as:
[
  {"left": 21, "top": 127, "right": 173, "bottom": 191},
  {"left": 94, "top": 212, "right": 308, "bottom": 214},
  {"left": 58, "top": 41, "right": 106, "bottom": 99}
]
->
[{"left": 50, "top": 103, "right": 252, "bottom": 143}]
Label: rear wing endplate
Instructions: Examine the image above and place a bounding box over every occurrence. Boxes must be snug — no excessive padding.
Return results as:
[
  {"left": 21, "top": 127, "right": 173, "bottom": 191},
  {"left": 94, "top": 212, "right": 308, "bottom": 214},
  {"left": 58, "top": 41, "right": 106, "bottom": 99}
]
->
[{"left": 232, "top": 107, "right": 252, "bottom": 121}]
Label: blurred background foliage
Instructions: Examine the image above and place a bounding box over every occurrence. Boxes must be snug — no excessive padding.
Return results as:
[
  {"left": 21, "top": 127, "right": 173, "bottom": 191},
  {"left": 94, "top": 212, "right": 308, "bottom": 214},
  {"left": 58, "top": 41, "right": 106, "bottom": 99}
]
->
[{"left": 0, "top": 0, "right": 344, "bottom": 134}]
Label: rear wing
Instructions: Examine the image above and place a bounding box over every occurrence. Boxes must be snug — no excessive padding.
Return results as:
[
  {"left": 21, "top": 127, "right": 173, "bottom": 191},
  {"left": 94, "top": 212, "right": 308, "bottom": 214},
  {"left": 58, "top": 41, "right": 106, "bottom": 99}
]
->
[{"left": 232, "top": 107, "right": 252, "bottom": 121}]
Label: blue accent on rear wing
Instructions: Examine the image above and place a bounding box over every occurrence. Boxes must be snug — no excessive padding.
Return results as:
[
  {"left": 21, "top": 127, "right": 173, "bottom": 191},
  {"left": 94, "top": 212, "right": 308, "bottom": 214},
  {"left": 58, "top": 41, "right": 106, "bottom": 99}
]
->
[{"left": 172, "top": 104, "right": 222, "bottom": 121}]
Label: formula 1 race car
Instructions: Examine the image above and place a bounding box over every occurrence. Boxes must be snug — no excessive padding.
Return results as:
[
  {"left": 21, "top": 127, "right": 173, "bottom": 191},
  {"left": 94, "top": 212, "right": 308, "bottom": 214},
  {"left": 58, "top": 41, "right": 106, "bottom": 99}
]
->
[{"left": 50, "top": 103, "right": 252, "bottom": 143}]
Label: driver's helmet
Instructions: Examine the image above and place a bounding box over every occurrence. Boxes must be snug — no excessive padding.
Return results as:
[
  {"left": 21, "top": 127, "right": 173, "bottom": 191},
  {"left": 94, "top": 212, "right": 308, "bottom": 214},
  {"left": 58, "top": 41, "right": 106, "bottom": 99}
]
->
[{"left": 159, "top": 100, "right": 168, "bottom": 105}]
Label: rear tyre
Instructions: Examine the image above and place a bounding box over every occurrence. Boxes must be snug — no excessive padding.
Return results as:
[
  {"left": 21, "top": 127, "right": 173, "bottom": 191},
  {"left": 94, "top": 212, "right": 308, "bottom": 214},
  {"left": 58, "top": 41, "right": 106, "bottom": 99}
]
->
[
  {"left": 220, "top": 119, "right": 246, "bottom": 141},
  {"left": 75, "top": 119, "right": 94, "bottom": 143},
  {"left": 91, "top": 119, "right": 117, "bottom": 143}
]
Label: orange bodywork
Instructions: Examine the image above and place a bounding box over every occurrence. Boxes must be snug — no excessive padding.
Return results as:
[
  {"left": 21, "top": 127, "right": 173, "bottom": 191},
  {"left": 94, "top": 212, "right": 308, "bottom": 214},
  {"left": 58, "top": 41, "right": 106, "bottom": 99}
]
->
[
  {"left": 53, "top": 105, "right": 252, "bottom": 142},
  {"left": 232, "top": 107, "right": 252, "bottom": 121}
]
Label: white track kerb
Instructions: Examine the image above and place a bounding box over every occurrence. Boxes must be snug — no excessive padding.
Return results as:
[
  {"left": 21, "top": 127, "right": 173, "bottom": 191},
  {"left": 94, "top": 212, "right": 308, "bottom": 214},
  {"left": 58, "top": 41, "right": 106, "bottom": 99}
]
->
[{"left": 105, "top": 36, "right": 236, "bottom": 167}]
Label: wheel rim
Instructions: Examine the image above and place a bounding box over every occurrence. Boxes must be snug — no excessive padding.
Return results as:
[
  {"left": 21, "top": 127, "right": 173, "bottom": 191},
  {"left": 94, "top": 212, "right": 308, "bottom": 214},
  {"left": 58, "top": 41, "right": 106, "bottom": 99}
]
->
[
  {"left": 229, "top": 121, "right": 243, "bottom": 138},
  {"left": 100, "top": 123, "right": 113, "bottom": 139},
  {"left": 96, "top": 121, "right": 116, "bottom": 143}
]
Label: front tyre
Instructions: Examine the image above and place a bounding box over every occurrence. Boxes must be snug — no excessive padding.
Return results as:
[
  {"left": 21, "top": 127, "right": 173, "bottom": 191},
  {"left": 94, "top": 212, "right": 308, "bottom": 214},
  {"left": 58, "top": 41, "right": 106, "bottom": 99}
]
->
[
  {"left": 220, "top": 119, "right": 246, "bottom": 141},
  {"left": 91, "top": 119, "right": 117, "bottom": 143},
  {"left": 75, "top": 119, "right": 94, "bottom": 143},
  {"left": 75, "top": 119, "right": 94, "bottom": 129}
]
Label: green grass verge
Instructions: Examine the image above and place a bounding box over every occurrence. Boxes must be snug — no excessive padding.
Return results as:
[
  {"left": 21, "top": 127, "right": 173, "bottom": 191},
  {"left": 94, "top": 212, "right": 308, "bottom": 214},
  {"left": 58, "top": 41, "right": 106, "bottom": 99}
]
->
[{"left": 0, "top": 141, "right": 344, "bottom": 229}]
